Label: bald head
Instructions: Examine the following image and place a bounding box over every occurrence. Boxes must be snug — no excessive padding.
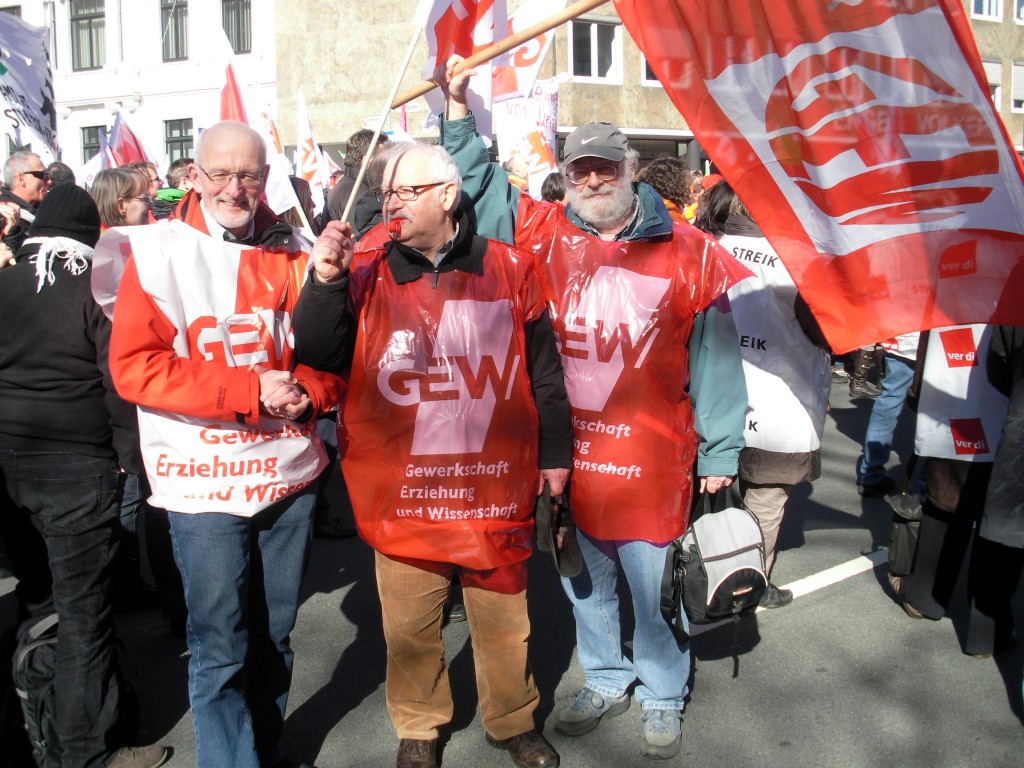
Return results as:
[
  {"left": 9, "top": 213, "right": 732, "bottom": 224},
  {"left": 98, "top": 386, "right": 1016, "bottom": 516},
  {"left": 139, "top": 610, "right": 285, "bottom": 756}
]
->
[
  {"left": 189, "top": 121, "right": 269, "bottom": 236},
  {"left": 196, "top": 121, "right": 267, "bottom": 168}
]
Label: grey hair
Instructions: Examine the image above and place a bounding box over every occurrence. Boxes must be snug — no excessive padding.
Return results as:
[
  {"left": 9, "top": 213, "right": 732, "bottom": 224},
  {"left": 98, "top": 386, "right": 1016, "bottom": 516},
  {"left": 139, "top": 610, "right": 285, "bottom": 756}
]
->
[
  {"left": 3, "top": 151, "right": 41, "bottom": 186},
  {"left": 387, "top": 142, "right": 462, "bottom": 199}
]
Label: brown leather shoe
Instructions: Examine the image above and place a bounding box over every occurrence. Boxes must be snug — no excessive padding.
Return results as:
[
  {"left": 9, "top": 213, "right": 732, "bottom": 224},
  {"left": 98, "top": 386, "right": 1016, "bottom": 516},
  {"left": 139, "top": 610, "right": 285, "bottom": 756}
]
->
[
  {"left": 486, "top": 730, "right": 560, "bottom": 768},
  {"left": 396, "top": 739, "right": 437, "bottom": 768}
]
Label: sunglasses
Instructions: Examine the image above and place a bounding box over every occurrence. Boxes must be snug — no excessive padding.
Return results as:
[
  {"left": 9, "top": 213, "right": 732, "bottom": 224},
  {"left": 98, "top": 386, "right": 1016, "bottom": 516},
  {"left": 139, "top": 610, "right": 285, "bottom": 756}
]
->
[{"left": 22, "top": 170, "right": 50, "bottom": 181}]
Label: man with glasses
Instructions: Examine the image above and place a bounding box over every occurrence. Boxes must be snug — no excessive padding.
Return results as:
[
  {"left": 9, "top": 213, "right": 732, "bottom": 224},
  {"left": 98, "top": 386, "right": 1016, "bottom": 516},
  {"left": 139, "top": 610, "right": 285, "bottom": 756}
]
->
[
  {"left": 292, "top": 142, "right": 571, "bottom": 768},
  {"left": 108, "top": 121, "right": 343, "bottom": 768},
  {"left": 436, "top": 59, "right": 749, "bottom": 760},
  {"left": 1, "top": 150, "right": 51, "bottom": 252}
]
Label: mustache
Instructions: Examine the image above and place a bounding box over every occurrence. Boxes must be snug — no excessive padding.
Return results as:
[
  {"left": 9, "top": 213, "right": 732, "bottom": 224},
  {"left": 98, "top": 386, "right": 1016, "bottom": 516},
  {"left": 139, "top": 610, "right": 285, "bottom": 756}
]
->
[{"left": 577, "top": 183, "right": 617, "bottom": 199}]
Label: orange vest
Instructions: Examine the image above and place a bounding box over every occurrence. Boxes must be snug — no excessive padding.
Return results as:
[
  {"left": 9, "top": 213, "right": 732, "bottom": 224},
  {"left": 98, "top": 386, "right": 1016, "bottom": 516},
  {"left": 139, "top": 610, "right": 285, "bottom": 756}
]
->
[
  {"left": 340, "top": 240, "right": 546, "bottom": 569},
  {"left": 516, "top": 198, "right": 749, "bottom": 542}
]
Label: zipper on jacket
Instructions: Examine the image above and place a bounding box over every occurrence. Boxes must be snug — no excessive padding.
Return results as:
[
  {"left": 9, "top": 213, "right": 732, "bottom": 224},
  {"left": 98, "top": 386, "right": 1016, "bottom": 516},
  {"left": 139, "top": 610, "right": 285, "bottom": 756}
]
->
[{"left": 432, "top": 268, "right": 440, "bottom": 288}]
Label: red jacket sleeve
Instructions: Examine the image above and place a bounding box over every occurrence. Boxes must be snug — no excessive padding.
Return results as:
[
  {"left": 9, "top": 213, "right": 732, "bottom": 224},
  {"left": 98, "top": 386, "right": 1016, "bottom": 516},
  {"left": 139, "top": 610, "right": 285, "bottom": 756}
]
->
[{"left": 109, "top": 255, "right": 261, "bottom": 423}]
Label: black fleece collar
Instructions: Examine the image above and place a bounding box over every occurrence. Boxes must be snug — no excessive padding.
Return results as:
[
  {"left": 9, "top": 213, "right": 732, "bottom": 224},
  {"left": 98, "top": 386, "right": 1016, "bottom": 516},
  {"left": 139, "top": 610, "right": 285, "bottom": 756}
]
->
[{"left": 385, "top": 209, "right": 485, "bottom": 284}]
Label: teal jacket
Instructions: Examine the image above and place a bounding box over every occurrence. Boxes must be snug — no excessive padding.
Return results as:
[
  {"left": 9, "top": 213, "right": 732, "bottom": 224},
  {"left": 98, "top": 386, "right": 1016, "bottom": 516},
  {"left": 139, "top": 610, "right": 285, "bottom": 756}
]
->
[{"left": 439, "top": 113, "right": 746, "bottom": 477}]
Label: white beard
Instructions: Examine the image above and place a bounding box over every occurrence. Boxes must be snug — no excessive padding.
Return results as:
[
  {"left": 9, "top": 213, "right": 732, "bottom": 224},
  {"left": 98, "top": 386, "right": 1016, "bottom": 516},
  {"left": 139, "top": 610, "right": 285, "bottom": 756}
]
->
[{"left": 570, "top": 181, "right": 636, "bottom": 233}]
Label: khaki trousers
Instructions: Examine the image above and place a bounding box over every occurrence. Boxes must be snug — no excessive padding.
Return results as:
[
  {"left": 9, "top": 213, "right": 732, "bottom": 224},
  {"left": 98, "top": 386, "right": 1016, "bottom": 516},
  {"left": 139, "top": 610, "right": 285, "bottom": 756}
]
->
[
  {"left": 374, "top": 552, "right": 539, "bottom": 740},
  {"left": 742, "top": 483, "right": 792, "bottom": 575}
]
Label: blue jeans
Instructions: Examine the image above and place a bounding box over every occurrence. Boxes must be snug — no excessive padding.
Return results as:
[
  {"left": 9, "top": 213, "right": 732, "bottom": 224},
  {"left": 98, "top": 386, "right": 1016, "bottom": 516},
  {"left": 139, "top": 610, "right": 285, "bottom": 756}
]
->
[
  {"left": 858, "top": 354, "right": 915, "bottom": 485},
  {"left": 0, "top": 451, "right": 123, "bottom": 768},
  {"left": 169, "top": 488, "right": 315, "bottom": 768},
  {"left": 561, "top": 531, "right": 689, "bottom": 710}
]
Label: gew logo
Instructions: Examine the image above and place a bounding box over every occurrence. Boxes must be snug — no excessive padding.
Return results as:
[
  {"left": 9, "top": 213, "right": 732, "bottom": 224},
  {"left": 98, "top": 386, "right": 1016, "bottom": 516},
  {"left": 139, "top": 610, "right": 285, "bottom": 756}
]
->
[
  {"left": 378, "top": 348, "right": 521, "bottom": 407},
  {"left": 187, "top": 311, "right": 294, "bottom": 368},
  {"left": 939, "top": 327, "right": 977, "bottom": 368}
]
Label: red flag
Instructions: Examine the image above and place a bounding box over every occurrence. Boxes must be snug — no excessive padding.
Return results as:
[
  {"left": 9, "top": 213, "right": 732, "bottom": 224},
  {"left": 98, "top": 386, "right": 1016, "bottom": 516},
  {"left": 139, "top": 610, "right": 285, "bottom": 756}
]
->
[
  {"left": 105, "top": 112, "right": 151, "bottom": 167},
  {"left": 615, "top": 0, "right": 1024, "bottom": 353},
  {"left": 220, "top": 63, "right": 248, "bottom": 122},
  {"left": 418, "top": 0, "right": 507, "bottom": 142}
]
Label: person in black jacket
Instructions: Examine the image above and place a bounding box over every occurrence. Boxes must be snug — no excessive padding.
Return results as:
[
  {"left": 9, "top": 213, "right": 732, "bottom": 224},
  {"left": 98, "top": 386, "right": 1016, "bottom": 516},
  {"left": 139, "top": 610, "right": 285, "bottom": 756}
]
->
[
  {"left": 0, "top": 150, "right": 51, "bottom": 253},
  {"left": 293, "top": 142, "right": 570, "bottom": 768},
  {"left": 0, "top": 183, "right": 169, "bottom": 768}
]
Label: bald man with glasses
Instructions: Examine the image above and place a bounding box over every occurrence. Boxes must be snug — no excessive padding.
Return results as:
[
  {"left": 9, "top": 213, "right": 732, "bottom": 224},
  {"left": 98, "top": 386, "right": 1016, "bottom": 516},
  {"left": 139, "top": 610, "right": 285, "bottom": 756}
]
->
[
  {"left": 1, "top": 150, "right": 51, "bottom": 252},
  {"left": 109, "top": 121, "right": 343, "bottom": 768},
  {"left": 293, "top": 142, "right": 571, "bottom": 768}
]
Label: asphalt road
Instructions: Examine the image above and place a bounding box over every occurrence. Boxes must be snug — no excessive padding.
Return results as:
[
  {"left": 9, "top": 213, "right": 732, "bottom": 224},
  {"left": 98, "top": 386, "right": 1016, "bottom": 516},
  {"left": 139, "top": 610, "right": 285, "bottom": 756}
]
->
[{"left": 3, "top": 379, "right": 1023, "bottom": 767}]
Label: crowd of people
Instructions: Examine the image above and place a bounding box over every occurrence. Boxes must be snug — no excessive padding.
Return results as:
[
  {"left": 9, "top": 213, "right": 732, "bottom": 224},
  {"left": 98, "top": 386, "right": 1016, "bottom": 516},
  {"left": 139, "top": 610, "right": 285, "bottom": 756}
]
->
[{"left": 0, "top": 52, "right": 1021, "bottom": 768}]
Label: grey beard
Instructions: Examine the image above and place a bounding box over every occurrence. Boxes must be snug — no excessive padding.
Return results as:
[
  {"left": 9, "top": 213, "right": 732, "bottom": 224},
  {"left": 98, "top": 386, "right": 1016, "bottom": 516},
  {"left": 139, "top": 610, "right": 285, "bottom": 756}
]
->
[{"left": 571, "top": 182, "right": 636, "bottom": 233}]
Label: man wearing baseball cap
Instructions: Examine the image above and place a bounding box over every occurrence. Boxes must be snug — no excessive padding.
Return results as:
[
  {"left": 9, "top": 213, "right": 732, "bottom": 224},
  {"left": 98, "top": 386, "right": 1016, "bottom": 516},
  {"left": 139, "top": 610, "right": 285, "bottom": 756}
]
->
[{"left": 434, "top": 58, "right": 750, "bottom": 760}]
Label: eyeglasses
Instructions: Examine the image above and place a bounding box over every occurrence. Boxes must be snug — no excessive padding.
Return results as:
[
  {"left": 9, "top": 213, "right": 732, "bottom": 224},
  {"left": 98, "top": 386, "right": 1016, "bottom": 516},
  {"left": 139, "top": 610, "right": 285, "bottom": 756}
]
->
[
  {"left": 375, "top": 182, "right": 446, "bottom": 203},
  {"left": 565, "top": 162, "right": 622, "bottom": 185},
  {"left": 197, "top": 165, "right": 264, "bottom": 189},
  {"left": 22, "top": 170, "right": 50, "bottom": 181},
  {"left": 128, "top": 196, "right": 153, "bottom": 206}
]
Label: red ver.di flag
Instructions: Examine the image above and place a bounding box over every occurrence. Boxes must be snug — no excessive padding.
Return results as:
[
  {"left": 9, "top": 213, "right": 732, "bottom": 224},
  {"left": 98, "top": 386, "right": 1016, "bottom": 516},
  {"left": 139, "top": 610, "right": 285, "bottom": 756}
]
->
[
  {"left": 615, "top": 0, "right": 1024, "bottom": 352},
  {"left": 418, "top": 0, "right": 508, "bottom": 142}
]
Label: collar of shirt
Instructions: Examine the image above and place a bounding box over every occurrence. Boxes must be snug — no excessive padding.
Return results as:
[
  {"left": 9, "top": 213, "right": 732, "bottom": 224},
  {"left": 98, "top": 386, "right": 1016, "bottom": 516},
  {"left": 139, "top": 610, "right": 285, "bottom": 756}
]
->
[
  {"left": 199, "top": 200, "right": 256, "bottom": 243},
  {"left": 385, "top": 210, "right": 484, "bottom": 285}
]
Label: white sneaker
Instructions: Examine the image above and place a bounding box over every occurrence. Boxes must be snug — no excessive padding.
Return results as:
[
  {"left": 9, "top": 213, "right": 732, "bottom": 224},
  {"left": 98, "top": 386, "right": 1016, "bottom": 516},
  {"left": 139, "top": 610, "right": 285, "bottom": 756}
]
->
[
  {"left": 640, "top": 709, "right": 681, "bottom": 759},
  {"left": 555, "top": 687, "right": 630, "bottom": 736}
]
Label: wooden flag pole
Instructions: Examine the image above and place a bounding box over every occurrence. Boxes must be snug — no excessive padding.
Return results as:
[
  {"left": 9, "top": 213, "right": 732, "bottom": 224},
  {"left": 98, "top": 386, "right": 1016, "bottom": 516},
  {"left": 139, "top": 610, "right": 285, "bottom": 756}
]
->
[
  {"left": 390, "top": 0, "right": 610, "bottom": 109},
  {"left": 339, "top": 25, "right": 424, "bottom": 224}
]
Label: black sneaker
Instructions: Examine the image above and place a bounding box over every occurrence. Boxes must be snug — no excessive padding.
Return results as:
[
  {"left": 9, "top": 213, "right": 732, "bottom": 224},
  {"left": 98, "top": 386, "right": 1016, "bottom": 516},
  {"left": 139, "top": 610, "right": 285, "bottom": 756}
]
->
[
  {"left": 758, "top": 584, "right": 793, "bottom": 609},
  {"left": 857, "top": 476, "right": 896, "bottom": 497}
]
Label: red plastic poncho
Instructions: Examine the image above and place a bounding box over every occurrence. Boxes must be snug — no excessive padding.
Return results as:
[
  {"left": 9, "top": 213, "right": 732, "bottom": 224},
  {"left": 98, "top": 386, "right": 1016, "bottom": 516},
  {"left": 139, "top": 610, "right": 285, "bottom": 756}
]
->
[
  {"left": 340, "top": 241, "right": 546, "bottom": 570},
  {"left": 516, "top": 199, "right": 750, "bottom": 543}
]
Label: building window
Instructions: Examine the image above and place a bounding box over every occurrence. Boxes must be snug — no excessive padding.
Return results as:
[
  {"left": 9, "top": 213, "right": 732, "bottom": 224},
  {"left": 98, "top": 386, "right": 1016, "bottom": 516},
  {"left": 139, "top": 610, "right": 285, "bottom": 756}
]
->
[
  {"left": 222, "top": 0, "right": 250, "bottom": 54},
  {"left": 82, "top": 125, "right": 104, "bottom": 162},
  {"left": 568, "top": 18, "right": 621, "bottom": 84},
  {"left": 165, "top": 118, "right": 193, "bottom": 162},
  {"left": 972, "top": 0, "right": 1003, "bottom": 20},
  {"left": 161, "top": 0, "right": 188, "bottom": 62},
  {"left": 0, "top": 7, "right": 22, "bottom": 18},
  {"left": 1013, "top": 62, "right": 1024, "bottom": 111},
  {"left": 641, "top": 56, "right": 662, "bottom": 88},
  {"left": 983, "top": 60, "right": 1002, "bottom": 108},
  {"left": 70, "top": 0, "right": 105, "bottom": 71},
  {"left": 1016, "top": 0, "right": 1024, "bottom": 22}
]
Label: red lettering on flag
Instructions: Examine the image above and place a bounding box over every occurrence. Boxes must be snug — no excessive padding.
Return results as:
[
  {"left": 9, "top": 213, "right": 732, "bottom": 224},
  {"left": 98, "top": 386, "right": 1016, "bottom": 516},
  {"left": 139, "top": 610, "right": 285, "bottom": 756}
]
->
[{"left": 938, "top": 241, "right": 978, "bottom": 279}]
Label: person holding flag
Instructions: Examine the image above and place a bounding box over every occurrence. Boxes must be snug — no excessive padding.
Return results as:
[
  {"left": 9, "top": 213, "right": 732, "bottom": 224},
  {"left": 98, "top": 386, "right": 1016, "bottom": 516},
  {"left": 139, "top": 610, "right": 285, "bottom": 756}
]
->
[
  {"left": 435, "top": 57, "right": 750, "bottom": 760},
  {"left": 292, "top": 142, "right": 571, "bottom": 768}
]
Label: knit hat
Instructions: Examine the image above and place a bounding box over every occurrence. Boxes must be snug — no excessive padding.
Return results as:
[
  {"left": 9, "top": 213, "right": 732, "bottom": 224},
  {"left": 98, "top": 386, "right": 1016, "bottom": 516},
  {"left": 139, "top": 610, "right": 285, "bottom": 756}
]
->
[{"left": 26, "top": 183, "right": 101, "bottom": 248}]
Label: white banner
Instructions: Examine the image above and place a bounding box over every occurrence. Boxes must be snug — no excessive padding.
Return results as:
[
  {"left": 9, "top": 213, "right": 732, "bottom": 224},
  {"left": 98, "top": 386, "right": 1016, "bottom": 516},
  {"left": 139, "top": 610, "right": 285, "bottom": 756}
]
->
[{"left": 0, "top": 14, "right": 58, "bottom": 161}]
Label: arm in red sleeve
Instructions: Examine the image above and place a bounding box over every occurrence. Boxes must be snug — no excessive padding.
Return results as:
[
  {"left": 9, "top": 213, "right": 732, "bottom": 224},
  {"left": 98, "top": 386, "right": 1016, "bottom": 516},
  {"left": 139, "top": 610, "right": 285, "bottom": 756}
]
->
[{"left": 109, "top": 256, "right": 261, "bottom": 423}]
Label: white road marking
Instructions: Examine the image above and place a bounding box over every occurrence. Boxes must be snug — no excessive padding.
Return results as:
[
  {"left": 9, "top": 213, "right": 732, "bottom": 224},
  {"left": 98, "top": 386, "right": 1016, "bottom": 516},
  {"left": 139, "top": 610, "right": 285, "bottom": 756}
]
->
[{"left": 688, "top": 549, "right": 889, "bottom": 637}]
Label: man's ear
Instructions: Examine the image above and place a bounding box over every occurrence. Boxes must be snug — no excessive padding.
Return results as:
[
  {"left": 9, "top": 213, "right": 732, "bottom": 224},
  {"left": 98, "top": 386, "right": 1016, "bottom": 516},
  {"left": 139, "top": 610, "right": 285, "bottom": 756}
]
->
[{"left": 441, "top": 182, "right": 459, "bottom": 213}]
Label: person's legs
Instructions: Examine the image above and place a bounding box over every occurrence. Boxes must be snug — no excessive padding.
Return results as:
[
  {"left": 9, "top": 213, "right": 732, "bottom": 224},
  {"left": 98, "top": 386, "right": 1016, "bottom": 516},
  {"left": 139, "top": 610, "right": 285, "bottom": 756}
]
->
[
  {"left": 741, "top": 484, "right": 791, "bottom": 575},
  {"left": 169, "top": 509, "right": 259, "bottom": 768},
  {"left": 965, "top": 535, "right": 1024, "bottom": 655},
  {"left": 559, "top": 531, "right": 634, "bottom": 699},
  {"left": 246, "top": 488, "right": 315, "bottom": 764},
  {"left": 901, "top": 500, "right": 974, "bottom": 619},
  {"left": 615, "top": 539, "right": 688, "bottom": 711},
  {"left": 857, "top": 355, "right": 914, "bottom": 489},
  {"left": 462, "top": 583, "right": 538, "bottom": 740},
  {"left": 3, "top": 452, "right": 123, "bottom": 768},
  {"left": 374, "top": 552, "right": 453, "bottom": 740}
]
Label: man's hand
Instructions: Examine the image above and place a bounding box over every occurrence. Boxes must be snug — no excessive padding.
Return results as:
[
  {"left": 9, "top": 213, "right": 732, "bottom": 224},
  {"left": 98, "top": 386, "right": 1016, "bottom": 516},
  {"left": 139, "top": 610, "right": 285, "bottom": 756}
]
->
[
  {"left": 433, "top": 54, "right": 476, "bottom": 120},
  {"left": 256, "top": 366, "right": 310, "bottom": 419},
  {"left": 0, "top": 203, "right": 19, "bottom": 237},
  {"left": 311, "top": 221, "right": 354, "bottom": 284},
  {"left": 699, "top": 475, "right": 734, "bottom": 495},
  {"left": 538, "top": 467, "right": 570, "bottom": 496}
]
